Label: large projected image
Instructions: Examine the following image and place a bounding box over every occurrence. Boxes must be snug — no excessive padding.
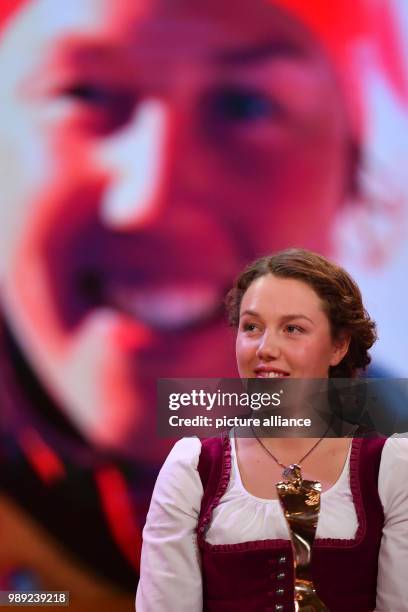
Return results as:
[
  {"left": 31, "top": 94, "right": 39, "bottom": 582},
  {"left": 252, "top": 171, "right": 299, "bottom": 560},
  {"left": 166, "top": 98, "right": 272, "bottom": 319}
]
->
[{"left": 0, "top": 0, "right": 406, "bottom": 608}]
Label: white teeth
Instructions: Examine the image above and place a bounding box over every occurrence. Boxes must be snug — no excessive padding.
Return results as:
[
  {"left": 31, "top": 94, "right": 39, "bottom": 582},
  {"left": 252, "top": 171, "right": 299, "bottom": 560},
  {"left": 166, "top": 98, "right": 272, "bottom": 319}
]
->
[
  {"left": 107, "top": 285, "right": 221, "bottom": 329},
  {"left": 258, "top": 371, "right": 286, "bottom": 378}
]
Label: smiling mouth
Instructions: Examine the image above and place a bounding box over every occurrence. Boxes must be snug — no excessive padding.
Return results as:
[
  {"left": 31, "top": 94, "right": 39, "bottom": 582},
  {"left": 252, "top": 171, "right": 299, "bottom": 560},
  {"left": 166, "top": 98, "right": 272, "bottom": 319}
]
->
[
  {"left": 78, "top": 272, "right": 226, "bottom": 331},
  {"left": 108, "top": 284, "right": 225, "bottom": 330},
  {"left": 255, "top": 371, "right": 289, "bottom": 378}
]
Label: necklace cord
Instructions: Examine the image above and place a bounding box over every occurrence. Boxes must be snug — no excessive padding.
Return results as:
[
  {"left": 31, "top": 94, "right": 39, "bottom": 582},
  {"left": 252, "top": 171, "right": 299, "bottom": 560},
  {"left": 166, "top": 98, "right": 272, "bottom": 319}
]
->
[{"left": 249, "top": 416, "right": 334, "bottom": 471}]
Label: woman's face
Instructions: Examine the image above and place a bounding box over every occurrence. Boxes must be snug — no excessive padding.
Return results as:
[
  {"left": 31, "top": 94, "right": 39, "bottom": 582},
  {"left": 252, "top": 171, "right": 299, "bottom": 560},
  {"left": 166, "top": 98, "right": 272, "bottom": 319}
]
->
[
  {"left": 0, "top": 0, "right": 351, "bottom": 459},
  {"left": 236, "top": 274, "right": 349, "bottom": 379}
]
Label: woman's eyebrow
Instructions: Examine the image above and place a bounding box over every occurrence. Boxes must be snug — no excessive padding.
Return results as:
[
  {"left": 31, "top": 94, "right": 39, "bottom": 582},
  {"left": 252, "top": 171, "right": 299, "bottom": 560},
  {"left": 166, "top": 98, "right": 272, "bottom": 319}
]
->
[
  {"left": 280, "top": 314, "right": 314, "bottom": 324},
  {"left": 240, "top": 311, "right": 314, "bottom": 323},
  {"left": 48, "top": 38, "right": 133, "bottom": 69},
  {"left": 239, "top": 309, "right": 259, "bottom": 318},
  {"left": 212, "top": 40, "right": 305, "bottom": 66}
]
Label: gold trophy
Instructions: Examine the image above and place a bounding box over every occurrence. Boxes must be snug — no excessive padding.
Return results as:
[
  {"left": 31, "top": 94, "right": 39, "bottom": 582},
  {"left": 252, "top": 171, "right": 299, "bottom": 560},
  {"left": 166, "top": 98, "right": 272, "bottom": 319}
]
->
[{"left": 276, "top": 464, "right": 329, "bottom": 612}]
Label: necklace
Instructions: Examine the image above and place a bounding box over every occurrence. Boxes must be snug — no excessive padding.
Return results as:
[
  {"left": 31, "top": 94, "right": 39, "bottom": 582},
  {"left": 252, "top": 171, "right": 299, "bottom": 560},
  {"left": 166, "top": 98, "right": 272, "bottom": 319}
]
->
[{"left": 249, "top": 422, "right": 329, "bottom": 481}]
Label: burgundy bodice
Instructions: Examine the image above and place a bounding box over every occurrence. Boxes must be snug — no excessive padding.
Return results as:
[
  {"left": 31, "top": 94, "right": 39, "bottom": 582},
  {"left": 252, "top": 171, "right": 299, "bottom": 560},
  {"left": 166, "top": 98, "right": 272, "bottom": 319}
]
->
[{"left": 197, "top": 434, "right": 386, "bottom": 612}]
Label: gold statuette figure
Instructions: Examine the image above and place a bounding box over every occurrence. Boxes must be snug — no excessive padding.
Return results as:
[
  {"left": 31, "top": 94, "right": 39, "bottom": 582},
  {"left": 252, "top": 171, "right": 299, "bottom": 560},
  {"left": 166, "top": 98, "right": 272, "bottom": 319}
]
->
[{"left": 276, "top": 464, "right": 329, "bottom": 612}]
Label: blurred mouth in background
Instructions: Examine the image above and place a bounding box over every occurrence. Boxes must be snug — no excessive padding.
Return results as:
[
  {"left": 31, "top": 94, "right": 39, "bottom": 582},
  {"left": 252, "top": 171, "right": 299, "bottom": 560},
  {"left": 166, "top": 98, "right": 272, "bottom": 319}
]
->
[
  {"left": 73, "top": 257, "right": 236, "bottom": 334},
  {"left": 61, "top": 212, "right": 248, "bottom": 334},
  {"left": 100, "top": 280, "right": 227, "bottom": 330}
]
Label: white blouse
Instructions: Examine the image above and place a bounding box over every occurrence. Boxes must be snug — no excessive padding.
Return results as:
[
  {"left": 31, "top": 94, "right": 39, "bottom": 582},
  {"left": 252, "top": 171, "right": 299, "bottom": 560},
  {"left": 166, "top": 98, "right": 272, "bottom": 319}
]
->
[{"left": 136, "top": 436, "right": 408, "bottom": 611}]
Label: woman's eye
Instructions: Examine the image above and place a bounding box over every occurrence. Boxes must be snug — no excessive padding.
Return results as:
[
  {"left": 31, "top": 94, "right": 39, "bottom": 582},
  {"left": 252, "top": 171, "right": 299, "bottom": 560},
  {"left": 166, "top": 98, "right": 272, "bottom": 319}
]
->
[
  {"left": 285, "top": 324, "right": 304, "bottom": 334},
  {"left": 57, "top": 82, "right": 135, "bottom": 131},
  {"left": 243, "top": 322, "right": 258, "bottom": 332},
  {"left": 205, "top": 86, "right": 284, "bottom": 125},
  {"left": 61, "top": 83, "right": 111, "bottom": 105}
]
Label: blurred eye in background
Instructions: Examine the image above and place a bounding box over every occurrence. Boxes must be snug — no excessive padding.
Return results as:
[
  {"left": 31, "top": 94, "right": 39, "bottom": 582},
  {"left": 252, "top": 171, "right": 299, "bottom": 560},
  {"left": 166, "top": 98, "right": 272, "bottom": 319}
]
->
[
  {"left": 201, "top": 84, "right": 287, "bottom": 148},
  {"left": 57, "top": 81, "right": 136, "bottom": 133},
  {"left": 205, "top": 85, "right": 284, "bottom": 124}
]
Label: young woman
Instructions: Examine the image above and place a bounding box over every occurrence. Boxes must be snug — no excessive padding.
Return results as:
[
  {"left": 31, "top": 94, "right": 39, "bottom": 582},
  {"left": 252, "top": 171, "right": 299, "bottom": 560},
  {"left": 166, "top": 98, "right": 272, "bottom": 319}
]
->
[{"left": 136, "top": 248, "right": 408, "bottom": 611}]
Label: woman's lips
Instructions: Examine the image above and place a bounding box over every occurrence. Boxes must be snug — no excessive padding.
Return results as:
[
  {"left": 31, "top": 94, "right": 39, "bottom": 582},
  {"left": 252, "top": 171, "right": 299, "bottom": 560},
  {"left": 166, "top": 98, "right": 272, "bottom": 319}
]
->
[
  {"left": 254, "top": 369, "right": 290, "bottom": 378},
  {"left": 101, "top": 282, "right": 225, "bottom": 330}
]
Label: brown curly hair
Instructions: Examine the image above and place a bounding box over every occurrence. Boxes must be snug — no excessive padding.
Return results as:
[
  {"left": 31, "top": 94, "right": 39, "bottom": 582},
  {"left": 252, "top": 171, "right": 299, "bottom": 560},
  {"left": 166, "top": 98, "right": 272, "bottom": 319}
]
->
[{"left": 225, "top": 248, "right": 377, "bottom": 378}]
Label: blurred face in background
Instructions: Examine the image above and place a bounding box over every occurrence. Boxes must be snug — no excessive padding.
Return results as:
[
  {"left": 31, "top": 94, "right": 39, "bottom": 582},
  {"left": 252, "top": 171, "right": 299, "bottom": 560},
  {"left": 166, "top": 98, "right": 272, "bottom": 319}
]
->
[{"left": 0, "top": 0, "right": 353, "bottom": 460}]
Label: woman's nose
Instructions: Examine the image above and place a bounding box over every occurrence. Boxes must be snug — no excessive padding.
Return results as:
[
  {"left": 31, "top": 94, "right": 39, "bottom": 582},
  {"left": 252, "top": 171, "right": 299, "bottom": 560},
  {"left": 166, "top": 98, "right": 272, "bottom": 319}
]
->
[
  {"left": 97, "top": 99, "right": 170, "bottom": 228},
  {"left": 256, "top": 331, "right": 281, "bottom": 361}
]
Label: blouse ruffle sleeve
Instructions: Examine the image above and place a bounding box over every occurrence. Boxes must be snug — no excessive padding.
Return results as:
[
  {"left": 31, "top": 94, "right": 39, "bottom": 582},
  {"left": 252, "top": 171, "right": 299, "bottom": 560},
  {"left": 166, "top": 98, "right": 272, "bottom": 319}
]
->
[
  {"left": 136, "top": 437, "right": 203, "bottom": 611},
  {"left": 375, "top": 436, "right": 408, "bottom": 611}
]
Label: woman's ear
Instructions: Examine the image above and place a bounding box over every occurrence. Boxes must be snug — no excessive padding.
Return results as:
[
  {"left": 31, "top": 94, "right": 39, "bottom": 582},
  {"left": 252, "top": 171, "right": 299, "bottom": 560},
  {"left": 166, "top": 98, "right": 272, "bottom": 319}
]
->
[{"left": 330, "top": 332, "right": 351, "bottom": 367}]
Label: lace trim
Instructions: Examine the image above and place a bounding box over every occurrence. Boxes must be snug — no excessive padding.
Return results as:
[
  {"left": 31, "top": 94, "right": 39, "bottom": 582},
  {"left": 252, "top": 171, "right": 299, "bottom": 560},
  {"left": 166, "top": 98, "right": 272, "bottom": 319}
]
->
[{"left": 198, "top": 431, "right": 232, "bottom": 543}]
